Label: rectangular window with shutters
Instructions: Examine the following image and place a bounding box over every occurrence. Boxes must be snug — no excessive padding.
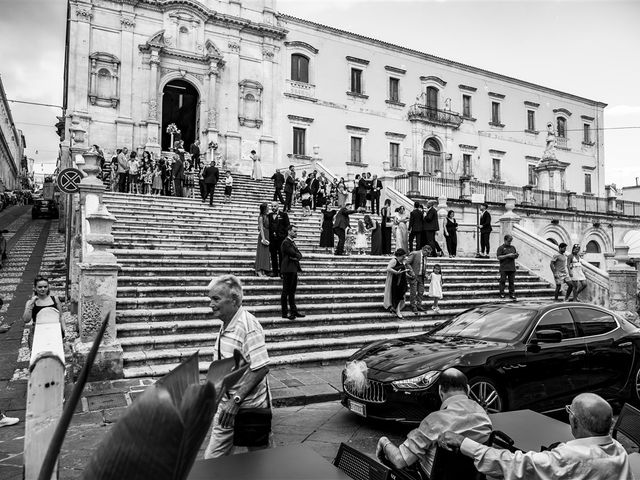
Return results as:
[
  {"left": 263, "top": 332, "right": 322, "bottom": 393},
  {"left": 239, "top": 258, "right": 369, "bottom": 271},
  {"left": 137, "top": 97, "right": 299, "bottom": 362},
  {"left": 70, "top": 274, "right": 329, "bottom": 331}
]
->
[
  {"left": 527, "top": 110, "right": 536, "bottom": 131},
  {"left": 492, "top": 158, "right": 501, "bottom": 181},
  {"left": 584, "top": 173, "right": 592, "bottom": 193},
  {"left": 351, "top": 137, "right": 362, "bottom": 164},
  {"left": 389, "top": 78, "right": 399, "bottom": 102},
  {"left": 389, "top": 142, "right": 400, "bottom": 168},
  {"left": 293, "top": 127, "right": 305, "bottom": 155},
  {"left": 462, "top": 95, "right": 472, "bottom": 117},
  {"left": 491, "top": 102, "right": 501, "bottom": 124},
  {"left": 583, "top": 123, "right": 591, "bottom": 143},
  {"left": 528, "top": 164, "right": 538, "bottom": 186},
  {"left": 351, "top": 68, "right": 363, "bottom": 94},
  {"left": 463, "top": 153, "right": 472, "bottom": 176}
]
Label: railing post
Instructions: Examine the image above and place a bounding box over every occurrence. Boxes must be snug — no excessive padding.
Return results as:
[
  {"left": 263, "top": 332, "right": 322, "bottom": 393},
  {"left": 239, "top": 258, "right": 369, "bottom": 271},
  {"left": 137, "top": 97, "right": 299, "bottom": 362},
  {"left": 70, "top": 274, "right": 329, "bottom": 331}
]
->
[
  {"left": 605, "top": 184, "right": 618, "bottom": 214},
  {"left": 437, "top": 193, "right": 448, "bottom": 250},
  {"left": 567, "top": 191, "right": 577, "bottom": 211},
  {"left": 407, "top": 171, "right": 420, "bottom": 197},
  {"left": 459, "top": 176, "right": 471, "bottom": 201},
  {"left": 75, "top": 149, "right": 123, "bottom": 380},
  {"left": 522, "top": 185, "right": 533, "bottom": 206},
  {"left": 499, "top": 192, "right": 521, "bottom": 238}
]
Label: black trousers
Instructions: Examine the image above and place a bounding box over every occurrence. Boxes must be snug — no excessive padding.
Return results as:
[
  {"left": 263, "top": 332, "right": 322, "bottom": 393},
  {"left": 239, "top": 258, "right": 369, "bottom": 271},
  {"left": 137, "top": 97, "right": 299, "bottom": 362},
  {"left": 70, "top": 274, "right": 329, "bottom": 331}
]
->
[
  {"left": 358, "top": 193, "right": 367, "bottom": 208},
  {"left": 204, "top": 183, "right": 216, "bottom": 204},
  {"left": 281, "top": 272, "right": 298, "bottom": 315},
  {"left": 425, "top": 231, "right": 442, "bottom": 256},
  {"left": 499, "top": 271, "right": 516, "bottom": 296},
  {"left": 334, "top": 227, "right": 346, "bottom": 255},
  {"left": 270, "top": 237, "right": 283, "bottom": 275},
  {"left": 371, "top": 194, "right": 380, "bottom": 215},
  {"left": 174, "top": 177, "right": 183, "bottom": 197},
  {"left": 480, "top": 232, "right": 491, "bottom": 255},
  {"left": 445, "top": 232, "right": 457, "bottom": 256},
  {"left": 409, "top": 231, "right": 422, "bottom": 252},
  {"left": 273, "top": 187, "right": 284, "bottom": 203},
  {"left": 118, "top": 173, "right": 128, "bottom": 193},
  {"left": 284, "top": 191, "right": 293, "bottom": 212},
  {"left": 312, "top": 192, "right": 318, "bottom": 210},
  {"left": 199, "top": 180, "right": 205, "bottom": 200}
]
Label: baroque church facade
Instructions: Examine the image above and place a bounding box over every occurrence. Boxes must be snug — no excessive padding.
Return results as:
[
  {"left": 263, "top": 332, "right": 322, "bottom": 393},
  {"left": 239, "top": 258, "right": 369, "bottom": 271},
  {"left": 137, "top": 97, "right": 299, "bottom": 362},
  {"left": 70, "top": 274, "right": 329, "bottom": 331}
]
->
[{"left": 62, "top": 0, "right": 607, "bottom": 195}]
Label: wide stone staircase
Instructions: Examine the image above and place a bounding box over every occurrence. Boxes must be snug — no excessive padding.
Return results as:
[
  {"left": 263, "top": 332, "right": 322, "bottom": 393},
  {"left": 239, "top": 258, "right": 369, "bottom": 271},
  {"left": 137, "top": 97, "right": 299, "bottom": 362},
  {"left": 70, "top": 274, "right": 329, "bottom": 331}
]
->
[{"left": 103, "top": 174, "right": 555, "bottom": 378}]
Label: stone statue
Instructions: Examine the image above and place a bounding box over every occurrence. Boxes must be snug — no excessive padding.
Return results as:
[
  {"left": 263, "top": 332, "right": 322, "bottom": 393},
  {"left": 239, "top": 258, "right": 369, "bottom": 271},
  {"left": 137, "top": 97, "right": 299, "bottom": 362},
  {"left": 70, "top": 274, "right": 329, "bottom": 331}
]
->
[{"left": 543, "top": 122, "right": 557, "bottom": 158}]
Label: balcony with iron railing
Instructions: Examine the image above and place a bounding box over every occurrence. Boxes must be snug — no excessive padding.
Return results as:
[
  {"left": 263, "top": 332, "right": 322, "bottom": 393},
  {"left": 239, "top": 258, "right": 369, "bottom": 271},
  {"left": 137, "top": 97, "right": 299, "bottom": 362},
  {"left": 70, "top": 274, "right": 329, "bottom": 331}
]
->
[
  {"left": 556, "top": 136, "right": 569, "bottom": 150},
  {"left": 284, "top": 79, "right": 316, "bottom": 101},
  {"left": 407, "top": 104, "right": 463, "bottom": 128}
]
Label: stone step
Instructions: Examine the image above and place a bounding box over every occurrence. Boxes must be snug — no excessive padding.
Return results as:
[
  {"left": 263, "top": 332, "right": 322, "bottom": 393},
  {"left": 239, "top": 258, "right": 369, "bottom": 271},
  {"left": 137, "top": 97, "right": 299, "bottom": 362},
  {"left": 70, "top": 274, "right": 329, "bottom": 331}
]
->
[
  {"left": 115, "top": 296, "right": 552, "bottom": 321},
  {"left": 116, "top": 280, "right": 551, "bottom": 297}
]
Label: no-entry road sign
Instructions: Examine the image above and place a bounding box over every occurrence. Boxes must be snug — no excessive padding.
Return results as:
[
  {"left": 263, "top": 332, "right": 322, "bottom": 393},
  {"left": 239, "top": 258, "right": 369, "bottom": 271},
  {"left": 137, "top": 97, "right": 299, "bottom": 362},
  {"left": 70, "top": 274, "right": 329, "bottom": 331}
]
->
[{"left": 57, "top": 168, "right": 83, "bottom": 194}]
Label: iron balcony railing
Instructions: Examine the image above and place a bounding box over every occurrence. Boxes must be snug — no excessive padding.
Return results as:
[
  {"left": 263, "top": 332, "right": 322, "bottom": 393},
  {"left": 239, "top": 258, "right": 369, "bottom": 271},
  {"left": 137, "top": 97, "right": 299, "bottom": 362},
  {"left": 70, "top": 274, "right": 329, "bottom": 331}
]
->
[{"left": 407, "top": 104, "right": 463, "bottom": 128}]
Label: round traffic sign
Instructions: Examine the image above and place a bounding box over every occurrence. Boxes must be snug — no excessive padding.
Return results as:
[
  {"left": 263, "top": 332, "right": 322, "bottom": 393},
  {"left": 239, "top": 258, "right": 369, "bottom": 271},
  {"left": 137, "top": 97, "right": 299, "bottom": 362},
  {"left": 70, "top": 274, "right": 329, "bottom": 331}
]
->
[{"left": 57, "top": 168, "right": 83, "bottom": 194}]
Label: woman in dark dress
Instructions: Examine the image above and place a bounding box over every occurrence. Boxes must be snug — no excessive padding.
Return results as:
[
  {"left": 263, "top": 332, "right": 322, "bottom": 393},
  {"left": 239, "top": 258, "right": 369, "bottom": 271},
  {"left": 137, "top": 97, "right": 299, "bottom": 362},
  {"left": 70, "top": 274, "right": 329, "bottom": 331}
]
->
[
  {"left": 319, "top": 205, "right": 337, "bottom": 252},
  {"left": 443, "top": 209, "right": 458, "bottom": 257},
  {"left": 380, "top": 199, "right": 393, "bottom": 254},
  {"left": 364, "top": 215, "right": 382, "bottom": 255},
  {"left": 383, "top": 248, "right": 408, "bottom": 318}
]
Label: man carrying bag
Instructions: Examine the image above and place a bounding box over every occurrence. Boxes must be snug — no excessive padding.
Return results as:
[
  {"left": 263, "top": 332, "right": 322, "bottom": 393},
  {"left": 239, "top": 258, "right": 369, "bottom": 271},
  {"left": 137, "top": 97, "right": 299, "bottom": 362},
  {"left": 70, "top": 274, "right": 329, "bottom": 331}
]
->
[{"left": 204, "top": 275, "right": 272, "bottom": 458}]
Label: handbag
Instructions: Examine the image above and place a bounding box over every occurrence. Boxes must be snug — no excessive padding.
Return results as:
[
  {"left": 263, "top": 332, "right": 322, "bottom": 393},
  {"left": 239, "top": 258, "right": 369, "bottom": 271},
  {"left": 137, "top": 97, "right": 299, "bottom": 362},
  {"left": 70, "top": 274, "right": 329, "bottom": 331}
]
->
[
  {"left": 261, "top": 238, "right": 270, "bottom": 246},
  {"left": 233, "top": 401, "right": 272, "bottom": 447}
]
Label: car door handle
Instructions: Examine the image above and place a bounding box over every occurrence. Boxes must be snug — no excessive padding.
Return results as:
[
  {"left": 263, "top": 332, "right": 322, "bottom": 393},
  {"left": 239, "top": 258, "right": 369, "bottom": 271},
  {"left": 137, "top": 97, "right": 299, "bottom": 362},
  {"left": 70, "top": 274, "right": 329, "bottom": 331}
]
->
[
  {"left": 620, "top": 342, "right": 632, "bottom": 347},
  {"left": 571, "top": 350, "right": 586, "bottom": 356}
]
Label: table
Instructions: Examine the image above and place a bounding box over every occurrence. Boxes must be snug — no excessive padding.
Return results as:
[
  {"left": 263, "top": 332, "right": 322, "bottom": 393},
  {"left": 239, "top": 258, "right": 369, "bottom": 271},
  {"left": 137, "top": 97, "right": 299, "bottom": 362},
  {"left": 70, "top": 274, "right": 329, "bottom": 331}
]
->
[
  {"left": 187, "top": 445, "right": 353, "bottom": 480},
  {"left": 489, "top": 409, "right": 573, "bottom": 452}
]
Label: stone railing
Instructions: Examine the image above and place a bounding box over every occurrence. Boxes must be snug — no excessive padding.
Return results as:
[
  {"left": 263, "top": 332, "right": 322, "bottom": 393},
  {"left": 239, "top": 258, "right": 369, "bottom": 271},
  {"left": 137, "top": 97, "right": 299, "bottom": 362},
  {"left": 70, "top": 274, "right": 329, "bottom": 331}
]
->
[
  {"left": 285, "top": 79, "right": 316, "bottom": 100},
  {"left": 24, "top": 308, "right": 65, "bottom": 480},
  {"left": 407, "top": 104, "right": 463, "bottom": 128}
]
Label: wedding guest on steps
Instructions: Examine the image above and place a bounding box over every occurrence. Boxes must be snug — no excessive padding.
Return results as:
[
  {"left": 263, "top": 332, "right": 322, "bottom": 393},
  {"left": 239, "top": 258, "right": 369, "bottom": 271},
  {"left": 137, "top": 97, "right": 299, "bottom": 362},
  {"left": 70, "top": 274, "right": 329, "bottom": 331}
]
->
[
  {"left": 250, "top": 150, "right": 262, "bottom": 181},
  {"left": 443, "top": 210, "right": 458, "bottom": 257},
  {"left": 319, "top": 204, "right": 337, "bottom": 253},
  {"left": 281, "top": 225, "right": 305, "bottom": 320},
  {"left": 479, "top": 203, "right": 492, "bottom": 258},
  {"left": 271, "top": 169, "right": 285, "bottom": 204},
  {"left": 383, "top": 248, "right": 409, "bottom": 319},
  {"left": 381, "top": 199, "right": 393, "bottom": 255},
  {"left": 223, "top": 170, "right": 233, "bottom": 203},
  {"left": 202, "top": 159, "right": 220, "bottom": 206},
  {"left": 566, "top": 244, "right": 588, "bottom": 301},
  {"left": 394, "top": 206, "right": 409, "bottom": 253},
  {"left": 254, "top": 203, "right": 272, "bottom": 277},
  {"left": 337, "top": 177, "right": 349, "bottom": 208},
  {"left": 364, "top": 214, "right": 382, "bottom": 256},
  {"left": 370, "top": 174, "right": 383, "bottom": 215},
  {"left": 283, "top": 165, "right": 295, "bottom": 213},
  {"left": 424, "top": 200, "right": 443, "bottom": 257},
  {"left": 268, "top": 204, "right": 289, "bottom": 277},
  {"left": 333, "top": 203, "right": 357, "bottom": 256},
  {"left": 408, "top": 202, "right": 424, "bottom": 251}
]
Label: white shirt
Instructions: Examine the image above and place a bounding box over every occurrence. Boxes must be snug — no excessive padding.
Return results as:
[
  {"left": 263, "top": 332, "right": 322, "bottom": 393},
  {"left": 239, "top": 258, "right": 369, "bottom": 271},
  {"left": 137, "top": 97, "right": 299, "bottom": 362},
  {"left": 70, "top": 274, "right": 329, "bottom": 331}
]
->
[
  {"left": 460, "top": 435, "right": 632, "bottom": 480},
  {"left": 399, "top": 395, "right": 492, "bottom": 475}
]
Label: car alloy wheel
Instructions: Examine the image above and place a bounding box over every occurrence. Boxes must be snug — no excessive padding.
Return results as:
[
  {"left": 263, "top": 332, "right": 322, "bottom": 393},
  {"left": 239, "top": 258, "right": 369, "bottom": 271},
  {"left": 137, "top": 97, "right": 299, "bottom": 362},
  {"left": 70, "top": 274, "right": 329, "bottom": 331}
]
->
[{"left": 469, "top": 377, "right": 503, "bottom": 413}]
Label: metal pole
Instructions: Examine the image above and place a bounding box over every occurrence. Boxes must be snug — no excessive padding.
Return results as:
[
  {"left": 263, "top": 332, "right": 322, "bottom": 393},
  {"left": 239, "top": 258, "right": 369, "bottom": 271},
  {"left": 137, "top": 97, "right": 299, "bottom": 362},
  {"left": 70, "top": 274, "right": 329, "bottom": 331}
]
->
[
  {"left": 64, "top": 193, "right": 72, "bottom": 301},
  {"left": 476, "top": 205, "right": 480, "bottom": 257}
]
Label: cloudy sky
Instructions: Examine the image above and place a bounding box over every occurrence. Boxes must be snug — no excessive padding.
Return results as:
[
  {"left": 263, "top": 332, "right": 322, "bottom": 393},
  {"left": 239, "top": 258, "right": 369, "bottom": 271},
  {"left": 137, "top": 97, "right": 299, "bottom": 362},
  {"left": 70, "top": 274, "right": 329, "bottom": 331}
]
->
[{"left": 1, "top": 0, "right": 638, "bottom": 185}]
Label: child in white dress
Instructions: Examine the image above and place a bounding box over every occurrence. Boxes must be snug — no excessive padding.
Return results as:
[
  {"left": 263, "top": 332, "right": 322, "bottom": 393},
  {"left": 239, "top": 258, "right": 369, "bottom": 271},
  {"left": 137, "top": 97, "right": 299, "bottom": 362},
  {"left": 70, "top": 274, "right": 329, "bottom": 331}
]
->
[
  {"left": 427, "top": 264, "right": 443, "bottom": 312},
  {"left": 224, "top": 171, "right": 233, "bottom": 203},
  {"left": 354, "top": 219, "right": 367, "bottom": 255}
]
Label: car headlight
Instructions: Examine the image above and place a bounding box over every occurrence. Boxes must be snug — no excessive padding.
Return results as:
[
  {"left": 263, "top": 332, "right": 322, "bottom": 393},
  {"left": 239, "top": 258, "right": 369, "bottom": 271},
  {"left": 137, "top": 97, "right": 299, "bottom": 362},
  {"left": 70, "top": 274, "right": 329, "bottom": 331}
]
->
[{"left": 392, "top": 371, "right": 441, "bottom": 391}]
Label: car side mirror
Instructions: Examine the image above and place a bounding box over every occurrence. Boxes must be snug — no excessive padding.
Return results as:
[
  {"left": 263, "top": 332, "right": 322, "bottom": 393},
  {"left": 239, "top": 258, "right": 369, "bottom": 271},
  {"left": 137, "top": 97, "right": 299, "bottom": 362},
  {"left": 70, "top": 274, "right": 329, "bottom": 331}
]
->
[{"left": 533, "top": 329, "right": 563, "bottom": 344}]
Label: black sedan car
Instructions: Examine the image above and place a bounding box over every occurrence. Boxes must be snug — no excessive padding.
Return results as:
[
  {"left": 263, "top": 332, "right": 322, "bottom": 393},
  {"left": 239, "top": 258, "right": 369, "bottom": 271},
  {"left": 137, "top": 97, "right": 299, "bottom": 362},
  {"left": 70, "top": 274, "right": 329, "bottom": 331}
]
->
[
  {"left": 32, "top": 197, "right": 59, "bottom": 219},
  {"left": 341, "top": 303, "right": 640, "bottom": 424}
]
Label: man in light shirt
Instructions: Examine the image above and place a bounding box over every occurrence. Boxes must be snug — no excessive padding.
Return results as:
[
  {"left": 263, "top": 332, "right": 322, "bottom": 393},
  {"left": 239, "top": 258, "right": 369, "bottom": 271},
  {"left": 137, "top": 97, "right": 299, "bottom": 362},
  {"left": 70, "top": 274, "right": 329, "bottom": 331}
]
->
[
  {"left": 438, "top": 392, "right": 632, "bottom": 480},
  {"left": 375, "top": 369, "right": 492, "bottom": 478}
]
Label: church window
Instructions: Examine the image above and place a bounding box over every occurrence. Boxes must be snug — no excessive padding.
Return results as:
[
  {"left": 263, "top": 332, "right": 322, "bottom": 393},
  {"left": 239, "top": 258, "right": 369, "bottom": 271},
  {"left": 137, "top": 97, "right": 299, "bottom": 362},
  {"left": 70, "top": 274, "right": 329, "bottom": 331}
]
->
[
  {"left": 586, "top": 240, "right": 601, "bottom": 254},
  {"left": 557, "top": 117, "right": 567, "bottom": 138},
  {"left": 423, "top": 138, "right": 443, "bottom": 174},
  {"left": 463, "top": 154, "right": 472, "bottom": 177},
  {"left": 238, "top": 80, "right": 263, "bottom": 128},
  {"left": 426, "top": 86, "right": 438, "bottom": 110},
  {"left": 291, "top": 54, "right": 309, "bottom": 83},
  {"left": 528, "top": 164, "right": 538, "bottom": 186},
  {"left": 88, "top": 52, "right": 120, "bottom": 108}
]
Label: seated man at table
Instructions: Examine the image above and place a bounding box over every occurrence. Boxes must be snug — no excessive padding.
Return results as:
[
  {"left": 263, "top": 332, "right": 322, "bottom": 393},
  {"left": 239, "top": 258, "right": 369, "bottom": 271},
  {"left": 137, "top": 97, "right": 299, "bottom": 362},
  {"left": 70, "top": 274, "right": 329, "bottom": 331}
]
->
[
  {"left": 376, "top": 368, "right": 492, "bottom": 478},
  {"left": 438, "top": 393, "right": 632, "bottom": 480}
]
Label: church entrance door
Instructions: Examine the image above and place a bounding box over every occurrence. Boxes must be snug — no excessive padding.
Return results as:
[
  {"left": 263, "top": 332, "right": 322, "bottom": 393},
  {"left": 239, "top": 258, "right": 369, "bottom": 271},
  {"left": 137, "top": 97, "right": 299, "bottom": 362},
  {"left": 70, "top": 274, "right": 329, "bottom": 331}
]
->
[{"left": 161, "top": 79, "right": 199, "bottom": 151}]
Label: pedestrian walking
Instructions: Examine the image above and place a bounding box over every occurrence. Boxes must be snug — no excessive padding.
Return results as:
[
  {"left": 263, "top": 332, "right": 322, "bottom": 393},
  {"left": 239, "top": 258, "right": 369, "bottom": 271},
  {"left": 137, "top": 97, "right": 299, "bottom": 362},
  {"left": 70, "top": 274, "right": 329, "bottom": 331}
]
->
[
  {"left": 383, "top": 248, "right": 409, "bottom": 318},
  {"left": 268, "top": 204, "right": 289, "bottom": 277},
  {"left": 319, "top": 204, "right": 337, "bottom": 252},
  {"left": 271, "top": 169, "right": 285, "bottom": 204},
  {"left": 333, "top": 203, "right": 357, "bottom": 255},
  {"left": 190, "top": 140, "right": 201, "bottom": 170},
  {"left": 254, "top": 203, "right": 272, "bottom": 277},
  {"left": 202, "top": 159, "right": 220, "bottom": 206},
  {"left": 443, "top": 210, "right": 458, "bottom": 257},
  {"left": 424, "top": 200, "right": 443, "bottom": 257},
  {"left": 204, "top": 275, "right": 271, "bottom": 458},
  {"left": 478, "top": 203, "right": 492, "bottom": 258},
  {"left": 408, "top": 202, "right": 424, "bottom": 251},
  {"left": 23, "top": 275, "right": 64, "bottom": 346},
  {"left": 381, "top": 199, "right": 393, "bottom": 255},
  {"left": 405, "top": 244, "right": 431, "bottom": 314},
  {"left": 497, "top": 234, "right": 519, "bottom": 300},
  {"left": 280, "top": 225, "right": 305, "bottom": 320},
  {"left": 427, "top": 264, "right": 443, "bottom": 312},
  {"left": 223, "top": 170, "right": 233, "bottom": 203},
  {"left": 250, "top": 150, "right": 262, "bottom": 180},
  {"left": 550, "top": 242, "right": 570, "bottom": 301},
  {"left": 566, "top": 244, "right": 587, "bottom": 301},
  {"left": 354, "top": 219, "right": 368, "bottom": 255}
]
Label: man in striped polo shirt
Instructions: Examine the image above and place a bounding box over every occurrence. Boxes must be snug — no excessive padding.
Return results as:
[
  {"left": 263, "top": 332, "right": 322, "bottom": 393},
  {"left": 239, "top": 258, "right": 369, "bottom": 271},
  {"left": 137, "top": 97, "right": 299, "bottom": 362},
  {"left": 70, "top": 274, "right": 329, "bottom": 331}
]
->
[{"left": 204, "top": 275, "right": 271, "bottom": 458}]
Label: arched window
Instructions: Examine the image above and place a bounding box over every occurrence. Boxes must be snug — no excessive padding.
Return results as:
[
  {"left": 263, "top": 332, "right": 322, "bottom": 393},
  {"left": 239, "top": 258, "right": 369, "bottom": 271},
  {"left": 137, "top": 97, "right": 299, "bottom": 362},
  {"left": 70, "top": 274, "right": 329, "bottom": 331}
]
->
[
  {"left": 586, "top": 240, "right": 601, "bottom": 254},
  {"left": 557, "top": 117, "right": 567, "bottom": 138},
  {"left": 423, "top": 138, "right": 443, "bottom": 174},
  {"left": 291, "top": 54, "right": 309, "bottom": 83},
  {"left": 426, "top": 86, "right": 438, "bottom": 110},
  {"left": 178, "top": 26, "right": 189, "bottom": 50},
  {"left": 96, "top": 68, "right": 111, "bottom": 98}
]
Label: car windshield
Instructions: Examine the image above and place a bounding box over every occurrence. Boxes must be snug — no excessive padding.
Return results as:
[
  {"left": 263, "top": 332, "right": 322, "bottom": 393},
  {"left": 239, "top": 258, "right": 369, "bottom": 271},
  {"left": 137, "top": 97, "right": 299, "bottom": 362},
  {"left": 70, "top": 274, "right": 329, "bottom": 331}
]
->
[{"left": 432, "top": 306, "right": 537, "bottom": 342}]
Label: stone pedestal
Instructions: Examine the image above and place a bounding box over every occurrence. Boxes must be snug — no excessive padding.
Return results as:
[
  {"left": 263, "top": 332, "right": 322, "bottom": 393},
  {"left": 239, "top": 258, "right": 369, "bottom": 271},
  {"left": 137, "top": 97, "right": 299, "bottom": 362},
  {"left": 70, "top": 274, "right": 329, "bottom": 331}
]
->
[
  {"left": 460, "top": 177, "right": 471, "bottom": 201},
  {"left": 605, "top": 184, "right": 618, "bottom": 214},
  {"left": 407, "top": 171, "right": 419, "bottom": 197},
  {"left": 499, "top": 193, "right": 521, "bottom": 238},
  {"left": 522, "top": 185, "right": 533, "bottom": 205},
  {"left": 567, "top": 191, "right": 577, "bottom": 211},
  {"left": 608, "top": 266, "right": 639, "bottom": 324},
  {"left": 437, "top": 194, "right": 448, "bottom": 249},
  {"left": 534, "top": 156, "right": 568, "bottom": 193}
]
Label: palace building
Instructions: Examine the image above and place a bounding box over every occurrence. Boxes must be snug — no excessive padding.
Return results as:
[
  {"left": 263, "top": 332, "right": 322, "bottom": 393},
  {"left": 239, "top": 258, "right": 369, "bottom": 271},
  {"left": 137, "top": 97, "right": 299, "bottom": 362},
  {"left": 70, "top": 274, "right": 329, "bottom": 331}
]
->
[{"left": 62, "top": 0, "right": 606, "bottom": 195}]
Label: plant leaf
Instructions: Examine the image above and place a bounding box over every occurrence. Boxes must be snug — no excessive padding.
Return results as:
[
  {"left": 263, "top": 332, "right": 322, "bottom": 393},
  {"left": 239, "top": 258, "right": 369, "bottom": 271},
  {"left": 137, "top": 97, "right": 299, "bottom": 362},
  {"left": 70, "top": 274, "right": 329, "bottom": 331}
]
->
[{"left": 156, "top": 351, "right": 200, "bottom": 407}]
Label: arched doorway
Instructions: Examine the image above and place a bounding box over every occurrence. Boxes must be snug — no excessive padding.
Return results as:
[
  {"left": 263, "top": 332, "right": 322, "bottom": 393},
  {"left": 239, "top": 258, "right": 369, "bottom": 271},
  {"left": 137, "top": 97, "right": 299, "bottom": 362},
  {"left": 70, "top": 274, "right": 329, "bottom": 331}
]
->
[
  {"left": 584, "top": 239, "right": 603, "bottom": 269},
  {"left": 423, "top": 138, "right": 443, "bottom": 175},
  {"left": 161, "top": 79, "right": 199, "bottom": 151}
]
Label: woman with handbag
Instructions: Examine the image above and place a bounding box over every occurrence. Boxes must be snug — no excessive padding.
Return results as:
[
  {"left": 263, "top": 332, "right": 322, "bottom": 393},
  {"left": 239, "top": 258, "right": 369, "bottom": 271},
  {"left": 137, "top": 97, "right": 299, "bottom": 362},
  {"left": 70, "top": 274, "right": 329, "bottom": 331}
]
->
[{"left": 254, "top": 203, "right": 272, "bottom": 277}]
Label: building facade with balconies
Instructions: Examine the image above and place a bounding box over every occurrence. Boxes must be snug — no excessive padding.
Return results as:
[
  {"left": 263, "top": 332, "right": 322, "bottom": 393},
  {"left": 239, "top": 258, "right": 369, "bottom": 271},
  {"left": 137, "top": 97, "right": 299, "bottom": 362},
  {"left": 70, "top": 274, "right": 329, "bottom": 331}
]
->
[
  {"left": 278, "top": 15, "right": 606, "bottom": 196},
  {"left": 0, "top": 76, "right": 22, "bottom": 192}
]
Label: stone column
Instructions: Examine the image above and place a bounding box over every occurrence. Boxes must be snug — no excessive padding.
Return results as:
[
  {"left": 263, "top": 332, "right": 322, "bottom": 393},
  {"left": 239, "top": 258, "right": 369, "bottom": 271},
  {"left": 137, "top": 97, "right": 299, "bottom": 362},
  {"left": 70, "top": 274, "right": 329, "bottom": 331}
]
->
[
  {"left": 260, "top": 45, "right": 276, "bottom": 170},
  {"left": 605, "top": 184, "right": 618, "bottom": 214},
  {"left": 522, "top": 185, "right": 533, "bottom": 205},
  {"left": 407, "top": 171, "right": 420, "bottom": 197},
  {"left": 75, "top": 150, "right": 123, "bottom": 380},
  {"left": 460, "top": 176, "right": 471, "bottom": 201},
  {"left": 608, "top": 266, "right": 639, "bottom": 324},
  {"left": 499, "top": 192, "right": 521, "bottom": 238},
  {"left": 437, "top": 193, "right": 448, "bottom": 251},
  {"left": 118, "top": 12, "right": 136, "bottom": 119},
  {"left": 145, "top": 49, "right": 161, "bottom": 153},
  {"left": 567, "top": 191, "right": 577, "bottom": 211},
  {"left": 71, "top": 4, "right": 93, "bottom": 113},
  {"left": 537, "top": 170, "right": 550, "bottom": 191},
  {"left": 225, "top": 39, "right": 242, "bottom": 166}
]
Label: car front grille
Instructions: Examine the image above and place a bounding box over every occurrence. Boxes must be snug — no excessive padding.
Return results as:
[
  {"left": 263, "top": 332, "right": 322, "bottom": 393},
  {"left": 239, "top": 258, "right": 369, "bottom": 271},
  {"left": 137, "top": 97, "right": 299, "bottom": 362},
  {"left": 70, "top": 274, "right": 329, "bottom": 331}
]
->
[{"left": 344, "top": 379, "right": 387, "bottom": 403}]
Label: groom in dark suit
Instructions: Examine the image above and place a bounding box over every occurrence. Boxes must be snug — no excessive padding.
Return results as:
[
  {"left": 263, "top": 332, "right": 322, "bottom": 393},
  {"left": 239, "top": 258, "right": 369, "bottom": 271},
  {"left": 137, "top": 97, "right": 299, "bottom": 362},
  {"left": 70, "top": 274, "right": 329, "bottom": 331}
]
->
[
  {"left": 201, "top": 159, "right": 219, "bottom": 206},
  {"left": 281, "top": 225, "right": 305, "bottom": 320}
]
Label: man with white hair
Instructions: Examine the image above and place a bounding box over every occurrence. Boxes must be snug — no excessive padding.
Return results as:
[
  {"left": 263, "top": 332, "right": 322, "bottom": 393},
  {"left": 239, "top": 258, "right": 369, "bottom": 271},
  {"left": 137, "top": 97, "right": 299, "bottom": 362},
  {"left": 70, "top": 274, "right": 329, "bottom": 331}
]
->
[
  {"left": 439, "top": 392, "right": 632, "bottom": 479},
  {"left": 204, "top": 275, "right": 270, "bottom": 458}
]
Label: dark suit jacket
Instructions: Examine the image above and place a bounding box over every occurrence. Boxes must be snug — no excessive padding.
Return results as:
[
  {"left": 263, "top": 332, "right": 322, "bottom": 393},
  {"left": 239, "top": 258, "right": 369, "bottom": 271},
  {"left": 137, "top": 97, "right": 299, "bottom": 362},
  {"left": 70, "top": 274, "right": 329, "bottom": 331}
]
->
[
  {"left": 409, "top": 209, "right": 425, "bottom": 232},
  {"left": 268, "top": 211, "right": 290, "bottom": 240},
  {"left": 333, "top": 208, "right": 357, "bottom": 230},
  {"left": 190, "top": 144, "right": 200, "bottom": 158},
  {"left": 480, "top": 210, "right": 493, "bottom": 233},
  {"left": 357, "top": 178, "right": 367, "bottom": 194},
  {"left": 284, "top": 173, "right": 296, "bottom": 193},
  {"left": 281, "top": 237, "right": 302, "bottom": 273},
  {"left": 424, "top": 207, "right": 439, "bottom": 231},
  {"left": 202, "top": 165, "right": 219, "bottom": 184},
  {"left": 271, "top": 171, "right": 285, "bottom": 189},
  {"left": 372, "top": 179, "right": 383, "bottom": 197},
  {"left": 310, "top": 178, "right": 320, "bottom": 194},
  {"left": 171, "top": 159, "right": 184, "bottom": 180}
]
